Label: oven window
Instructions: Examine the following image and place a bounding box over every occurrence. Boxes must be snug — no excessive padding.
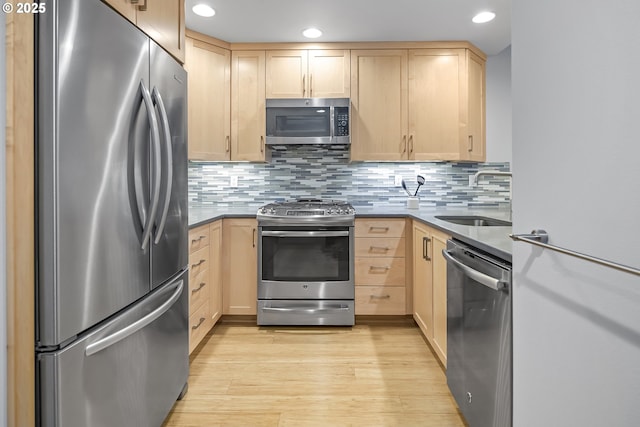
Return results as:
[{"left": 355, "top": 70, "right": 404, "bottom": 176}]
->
[
  {"left": 266, "top": 107, "right": 331, "bottom": 138},
  {"left": 262, "top": 235, "right": 350, "bottom": 282}
]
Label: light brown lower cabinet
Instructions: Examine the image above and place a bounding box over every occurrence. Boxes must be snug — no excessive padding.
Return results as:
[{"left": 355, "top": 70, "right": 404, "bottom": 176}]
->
[
  {"left": 412, "top": 220, "right": 450, "bottom": 366},
  {"left": 187, "top": 220, "right": 222, "bottom": 354},
  {"left": 354, "top": 218, "right": 409, "bottom": 315},
  {"left": 222, "top": 218, "right": 258, "bottom": 315}
]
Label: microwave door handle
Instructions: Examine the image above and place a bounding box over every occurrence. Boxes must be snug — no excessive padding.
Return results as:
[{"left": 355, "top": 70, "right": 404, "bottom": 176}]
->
[{"left": 330, "top": 105, "right": 335, "bottom": 142}]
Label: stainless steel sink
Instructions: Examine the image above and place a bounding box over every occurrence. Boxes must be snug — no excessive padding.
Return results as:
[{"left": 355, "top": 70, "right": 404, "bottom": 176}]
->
[{"left": 434, "top": 215, "right": 512, "bottom": 227}]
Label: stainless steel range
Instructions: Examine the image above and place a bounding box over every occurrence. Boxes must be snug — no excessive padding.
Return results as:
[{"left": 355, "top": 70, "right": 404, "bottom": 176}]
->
[{"left": 257, "top": 199, "right": 356, "bottom": 326}]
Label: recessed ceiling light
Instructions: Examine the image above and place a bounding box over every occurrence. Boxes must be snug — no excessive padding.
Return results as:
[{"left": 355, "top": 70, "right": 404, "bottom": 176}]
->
[
  {"left": 192, "top": 4, "right": 215, "bottom": 18},
  {"left": 472, "top": 11, "right": 496, "bottom": 24},
  {"left": 302, "top": 28, "right": 323, "bottom": 39}
]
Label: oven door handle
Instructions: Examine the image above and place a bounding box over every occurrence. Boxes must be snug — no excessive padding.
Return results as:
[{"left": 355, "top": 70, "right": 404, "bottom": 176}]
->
[
  {"left": 261, "top": 305, "right": 351, "bottom": 314},
  {"left": 442, "top": 249, "right": 505, "bottom": 291},
  {"left": 261, "top": 230, "right": 350, "bottom": 237}
]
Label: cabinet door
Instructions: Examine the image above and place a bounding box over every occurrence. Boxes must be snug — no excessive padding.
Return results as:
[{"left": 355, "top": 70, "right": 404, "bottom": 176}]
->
[
  {"left": 431, "top": 230, "right": 449, "bottom": 366},
  {"left": 308, "top": 50, "right": 350, "bottom": 98},
  {"left": 231, "top": 51, "right": 267, "bottom": 161},
  {"left": 266, "top": 50, "right": 307, "bottom": 98},
  {"left": 412, "top": 222, "right": 433, "bottom": 339},
  {"left": 409, "top": 49, "right": 465, "bottom": 161},
  {"left": 209, "top": 221, "right": 223, "bottom": 325},
  {"left": 222, "top": 219, "right": 258, "bottom": 315},
  {"left": 465, "top": 50, "right": 486, "bottom": 161},
  {"left": 350, "top": 50, "right": 408, "bottom": 160},
  {"left": 185, "top": 37, "right": 231, "bottom": 161},
  {"left": 135, "top": 0, "right": 185, "bottom": 63},
  {"left": 102, "top": 0, "right": 136, "bottom": 23}
]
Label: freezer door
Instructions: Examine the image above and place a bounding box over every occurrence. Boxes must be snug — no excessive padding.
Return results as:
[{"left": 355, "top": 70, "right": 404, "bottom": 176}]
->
[
  {"left": 149, "top": 42, "right": 189, "bottom": 288},
  {"left": 37, "top": 0, "right": 155, "bottom": 346},
  {"left": 37, "top": 272, "right": 188, "bottom": 427}
]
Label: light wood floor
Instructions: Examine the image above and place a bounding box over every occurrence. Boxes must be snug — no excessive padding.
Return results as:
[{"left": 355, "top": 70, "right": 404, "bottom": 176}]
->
[{"left": 163, "top": 317, "right": 466, "bottom": 427}]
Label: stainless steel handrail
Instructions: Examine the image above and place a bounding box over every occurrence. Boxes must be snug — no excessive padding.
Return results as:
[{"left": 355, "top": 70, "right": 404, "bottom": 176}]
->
[{"left": 510, "top": 230, "right": 640, "bottom": 277}]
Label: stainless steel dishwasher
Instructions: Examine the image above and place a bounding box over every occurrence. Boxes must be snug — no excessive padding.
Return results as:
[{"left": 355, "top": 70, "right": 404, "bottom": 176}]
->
[{"left": 442, "top": 239, "right": 512, "bottom": 427}]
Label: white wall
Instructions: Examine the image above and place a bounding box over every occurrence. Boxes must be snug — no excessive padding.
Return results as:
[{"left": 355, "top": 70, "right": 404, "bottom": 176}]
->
[
  {"left": 512, "top": 0, "right": 640, "bottom": 426},
  {"left": 485, "top": 45, "right": 512, "bottom": 163},
  {"left": 1, "top": 12, "right": 8, "bottom": 427}
]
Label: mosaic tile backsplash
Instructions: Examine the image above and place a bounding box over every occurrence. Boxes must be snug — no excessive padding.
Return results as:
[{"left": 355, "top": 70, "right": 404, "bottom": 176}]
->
[{"left": 189, "top": 145, "right": 511, "bottom": 208}]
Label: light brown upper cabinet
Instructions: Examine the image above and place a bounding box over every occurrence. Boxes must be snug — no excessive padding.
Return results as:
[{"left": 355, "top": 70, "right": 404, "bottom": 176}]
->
[
  {"left": 266, "top": 50, "right": 350, "bottom": 98},
  {"left": 231, "top": 51, "right": 268, "bottom": 162},
  {"left": 103, "top": 0, "right": 136, "bottom": 22},
  {"left": 103, "top": 0, "right": 185, "bottom": 63},
  {"left": 351, "top": 48, "right": 485, "bottom": 162},
  {"left": 185, "top": 36, "right": 231, "bottom": 161},
  {"left": 350, "top": 50, "right": 409, "bottom": 160},
  {"left": 465, "top": 51, "right": 486, "bottom": 161}
]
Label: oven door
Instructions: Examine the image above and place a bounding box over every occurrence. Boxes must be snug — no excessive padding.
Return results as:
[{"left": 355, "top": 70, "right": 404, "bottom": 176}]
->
[{"left": 258, "top": 226, "right": 354, "bottom": 300}]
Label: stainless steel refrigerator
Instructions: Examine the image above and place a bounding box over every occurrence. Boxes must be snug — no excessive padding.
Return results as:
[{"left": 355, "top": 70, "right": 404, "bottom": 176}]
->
[{"left": 35, "top": 1, "right": 189, "bottom": 425}]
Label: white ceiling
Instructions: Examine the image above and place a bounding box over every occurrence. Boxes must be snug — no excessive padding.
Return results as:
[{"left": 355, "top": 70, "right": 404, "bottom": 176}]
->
[{"left": 185, "top": 0, "right": 512, "bottom": 56}]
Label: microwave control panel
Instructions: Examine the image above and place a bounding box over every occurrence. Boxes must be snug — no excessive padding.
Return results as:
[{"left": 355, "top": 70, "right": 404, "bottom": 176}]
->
[{"left": 334, "top": 107, "right": 349, "bottom": 136}]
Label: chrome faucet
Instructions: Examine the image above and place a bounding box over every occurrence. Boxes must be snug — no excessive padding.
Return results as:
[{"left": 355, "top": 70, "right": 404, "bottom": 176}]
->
[{"left": 469, "top": 170, "right": 513, "bottom": 221}]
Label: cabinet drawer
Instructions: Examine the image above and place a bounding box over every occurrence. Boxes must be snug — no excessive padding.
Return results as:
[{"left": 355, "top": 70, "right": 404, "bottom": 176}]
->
[
  {"left": 188, "top": 226, "right": 210, "bottom": 253},
  {"left": 355, "top": 219, "right": 406, "bottom": 238},
  {"left": 189, "top": 267, "right": 209, "bottom": 314},
  {"left": 355, "top": 257, "right": 405, "bottom": 286},
  {"left": 189, "top": 301, "right": 210, "bottom": 354},
  {"left": 355, "top": 237, "right": 405, "bottom": 258},
  {"left": 355, "top": 286, "right": 406, "bottom": 315},
  {"left": 189, "top": 246, "right": 210, "bottom": 279}
]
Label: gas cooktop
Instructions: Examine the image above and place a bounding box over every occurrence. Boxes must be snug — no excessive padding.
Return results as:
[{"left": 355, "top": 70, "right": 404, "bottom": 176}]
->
[{"left": 257, "top": 199, "right": 355, "bottom": 225}]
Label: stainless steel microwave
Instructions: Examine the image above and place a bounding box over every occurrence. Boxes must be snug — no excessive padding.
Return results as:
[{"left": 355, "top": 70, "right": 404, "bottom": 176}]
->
[{"left": 265, "top": 98, "right": 350, "bottom": 145}]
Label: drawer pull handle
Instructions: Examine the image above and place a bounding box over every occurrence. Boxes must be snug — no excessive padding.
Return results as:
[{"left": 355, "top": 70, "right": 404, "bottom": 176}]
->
[
  {"left": 370, "top": 294, "right": 391, "bottom": 299},
  {"left": 370, "top": 246, "right": 390, "bottom": 252},
  {"left": 191, "top": 259, "right": 206, "bottom": 268},
  {"left": 369, "top": 226, "right": 389, "bottom": 232},
  {"left": 191, "top": 282, "right": 206, "bottom": 294},
  {"left": 369, "top": 266, "right": 390, "bottom": 272},
  {"left": 191, "top": 317, "right": 206, "bottom": 330},
  {"left": 191, "top": 235, "right": 206, "bottom": 243}
]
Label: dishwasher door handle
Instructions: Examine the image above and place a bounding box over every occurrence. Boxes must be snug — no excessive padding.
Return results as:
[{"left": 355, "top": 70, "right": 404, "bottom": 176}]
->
[{"left": 442, "top": 249, "right": 505, "bottom": 291}]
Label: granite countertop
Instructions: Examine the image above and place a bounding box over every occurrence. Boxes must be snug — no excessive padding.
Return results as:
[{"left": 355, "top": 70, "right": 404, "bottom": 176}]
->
[{"left": 189, "top": 205, "right": 513, "bottom": 262}]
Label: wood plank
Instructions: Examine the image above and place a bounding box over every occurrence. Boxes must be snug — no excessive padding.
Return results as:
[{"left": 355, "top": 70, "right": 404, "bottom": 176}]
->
[
  {"left": 5, "top": 11, "right": 35, "bottom": 427},
  {"left": 163, "top": 322, "right": 465, "bottom": 426}
]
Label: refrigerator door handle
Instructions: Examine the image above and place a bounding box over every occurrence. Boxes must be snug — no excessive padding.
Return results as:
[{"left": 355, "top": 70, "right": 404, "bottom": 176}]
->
[
  {"left": 151, "top": 86, "right": 173, "bottom": 244},
  {"left": 140, "top": 79, "right": 162, "bottom": 251},
  {"left": 85, "top": 280, "right": 184, "bottom": 357}
]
